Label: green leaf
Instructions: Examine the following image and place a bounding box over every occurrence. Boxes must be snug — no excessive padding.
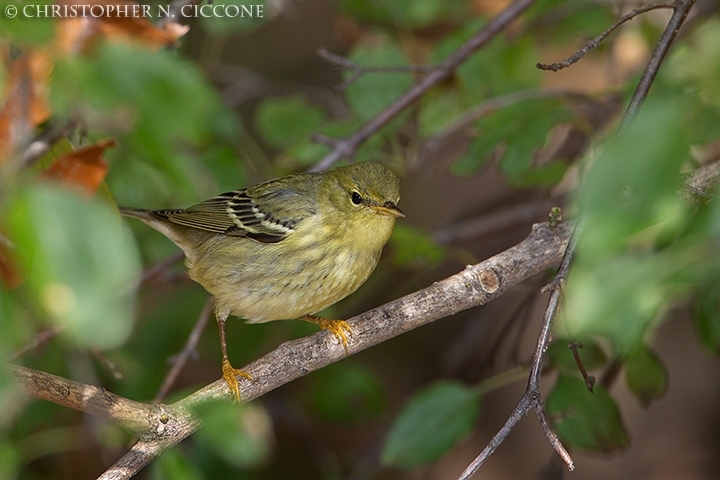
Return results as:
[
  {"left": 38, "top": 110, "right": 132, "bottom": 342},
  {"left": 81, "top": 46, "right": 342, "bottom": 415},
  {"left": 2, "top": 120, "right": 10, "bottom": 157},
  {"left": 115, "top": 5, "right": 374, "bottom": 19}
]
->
[
  {"left": 389, "top": 225, "right": 446, "bottom": 268},
  {"left": 306, "top": 363, "right": 385, "bottom": 424},
  {"left": 564, "top": 99, "right": 695, "bottom": 352},
  {"left": 625, "top": 344, "right": 668, "bottom": 408},
  {"left": 546, "top": 338, "right": 608, "bottom": 374},
  {"left": 193, "top": 401, "right": 272, "bottom": 469},
  {"left": 547, "top": 374, "right": 630, "bottom": 452},
  {"left": 666, "top": 19, "right": 720, "bottom": 110},
  {"left": 6, "top": 185, "right": 141, "bottom": 349},
  {"left": 382, "top": 380, "right": 481, "bottom": 469},
  {"left": 452, "top": 99, "right": 572, "bottom": 182},
  {"left": 255, "top": 96, "right": 328, "bottom": 149},
  {"left": 345, "top": 40, "right": 414, "bottom": 121},
  {"left": 432, "top": 23, "right": 541, "bottom": 100},
  {"left": 693, "top": 281, "right": 720, "bottom": 354}
]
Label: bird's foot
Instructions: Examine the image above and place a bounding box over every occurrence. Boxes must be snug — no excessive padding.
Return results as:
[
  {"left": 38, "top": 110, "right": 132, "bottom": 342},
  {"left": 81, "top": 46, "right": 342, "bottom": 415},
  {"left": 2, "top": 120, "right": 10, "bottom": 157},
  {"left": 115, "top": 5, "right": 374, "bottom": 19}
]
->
[
  {"left": 302, "top": 316, "right": 352, "bottom": 355},
  {"left": 221, "top": 356, "right": 253, "bottom": 402}
]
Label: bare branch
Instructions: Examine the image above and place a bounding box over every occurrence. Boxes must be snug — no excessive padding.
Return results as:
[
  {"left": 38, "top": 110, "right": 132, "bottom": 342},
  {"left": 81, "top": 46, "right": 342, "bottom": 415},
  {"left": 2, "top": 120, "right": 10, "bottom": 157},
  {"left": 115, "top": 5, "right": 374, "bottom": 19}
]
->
[
  {"left": 10, "top": 221, "right": 572, "bottom": 479},
  {"left": 309, "top": 0, "right": 539, "bottom": 172},
  {"left": 537, "top": 2, "right": 676, "bottom": 72}
]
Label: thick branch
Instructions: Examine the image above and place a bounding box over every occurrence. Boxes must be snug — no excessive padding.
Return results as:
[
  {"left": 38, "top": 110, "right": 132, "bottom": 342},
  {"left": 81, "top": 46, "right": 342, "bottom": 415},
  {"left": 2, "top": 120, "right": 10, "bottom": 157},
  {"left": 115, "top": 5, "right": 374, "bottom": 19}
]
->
[
  {"left": 310, "top": 0, "right": 537, "bottom": 172},
  {"left": 10, "top": 221, "right": 572, "bottom": 479}
]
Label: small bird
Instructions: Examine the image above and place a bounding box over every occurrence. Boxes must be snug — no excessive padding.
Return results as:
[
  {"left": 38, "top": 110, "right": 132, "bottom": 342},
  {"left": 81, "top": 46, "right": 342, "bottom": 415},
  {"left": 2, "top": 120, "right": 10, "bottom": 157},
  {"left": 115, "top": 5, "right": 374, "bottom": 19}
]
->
[{"left": 120, "top": 161, "right": 403, "bottom": 401}]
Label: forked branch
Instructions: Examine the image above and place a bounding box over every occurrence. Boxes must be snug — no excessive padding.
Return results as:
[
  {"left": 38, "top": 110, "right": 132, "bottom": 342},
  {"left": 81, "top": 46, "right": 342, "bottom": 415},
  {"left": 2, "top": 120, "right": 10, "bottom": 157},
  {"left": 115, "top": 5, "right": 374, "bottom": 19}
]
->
[{"left": 10, "top": 221, "right": 572, "bottom": 479}]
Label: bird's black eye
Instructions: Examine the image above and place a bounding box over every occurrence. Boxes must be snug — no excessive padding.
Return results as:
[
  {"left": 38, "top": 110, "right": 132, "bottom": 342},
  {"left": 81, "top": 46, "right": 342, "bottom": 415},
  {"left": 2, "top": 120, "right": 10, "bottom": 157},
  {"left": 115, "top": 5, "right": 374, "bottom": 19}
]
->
[{"left": 351, "top": 191, "right": 363, "bottom": 205}]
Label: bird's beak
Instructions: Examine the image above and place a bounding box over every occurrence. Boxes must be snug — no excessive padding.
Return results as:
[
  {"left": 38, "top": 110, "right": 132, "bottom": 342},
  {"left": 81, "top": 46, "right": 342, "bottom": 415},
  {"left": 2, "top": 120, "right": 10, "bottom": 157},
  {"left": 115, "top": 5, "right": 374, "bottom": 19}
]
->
[{"left": 371, "top": 202, "right": 405, "bottom": 218}]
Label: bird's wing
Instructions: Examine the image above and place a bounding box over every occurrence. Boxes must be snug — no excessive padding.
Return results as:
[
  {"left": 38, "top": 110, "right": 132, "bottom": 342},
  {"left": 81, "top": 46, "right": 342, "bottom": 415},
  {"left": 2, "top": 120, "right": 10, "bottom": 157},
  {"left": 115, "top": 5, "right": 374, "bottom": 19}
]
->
[{"left": 155, "top": 187, "right": 316, "bottom": 243}]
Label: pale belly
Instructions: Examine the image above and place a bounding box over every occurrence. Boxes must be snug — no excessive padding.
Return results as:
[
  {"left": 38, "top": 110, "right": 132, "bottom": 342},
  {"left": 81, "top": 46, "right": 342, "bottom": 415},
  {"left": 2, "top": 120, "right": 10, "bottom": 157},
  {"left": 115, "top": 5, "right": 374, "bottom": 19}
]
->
[{"left": 187, "top": 234, "right": 381, "bottom": 323}]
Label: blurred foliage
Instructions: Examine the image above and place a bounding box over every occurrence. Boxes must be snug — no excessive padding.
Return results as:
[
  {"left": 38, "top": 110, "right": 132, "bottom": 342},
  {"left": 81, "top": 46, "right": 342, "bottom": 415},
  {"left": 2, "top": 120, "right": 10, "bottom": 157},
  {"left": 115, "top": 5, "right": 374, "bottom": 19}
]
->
[
  {"left": 1, "top": 0, "right": 720, "bottom": 478},
  {"left": 303, "top": 362, "right": 385, "bottom": 424},
  {"left": 382, "top": 380, "right": 480, "bottom": 469}
]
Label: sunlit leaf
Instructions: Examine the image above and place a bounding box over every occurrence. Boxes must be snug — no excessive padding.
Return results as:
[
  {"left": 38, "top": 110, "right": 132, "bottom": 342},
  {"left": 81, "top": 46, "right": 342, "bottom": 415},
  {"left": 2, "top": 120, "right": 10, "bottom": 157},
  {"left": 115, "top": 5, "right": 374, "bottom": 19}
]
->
[{"left": 6, "top": 185, "right": 141, "bottom": 349}]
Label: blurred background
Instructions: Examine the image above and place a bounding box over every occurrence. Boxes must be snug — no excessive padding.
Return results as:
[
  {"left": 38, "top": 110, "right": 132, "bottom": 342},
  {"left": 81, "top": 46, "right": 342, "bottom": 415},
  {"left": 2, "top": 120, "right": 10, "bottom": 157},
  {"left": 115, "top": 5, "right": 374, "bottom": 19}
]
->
[{"left": 2, "top": 0, "right": 720, "bottom": 478}]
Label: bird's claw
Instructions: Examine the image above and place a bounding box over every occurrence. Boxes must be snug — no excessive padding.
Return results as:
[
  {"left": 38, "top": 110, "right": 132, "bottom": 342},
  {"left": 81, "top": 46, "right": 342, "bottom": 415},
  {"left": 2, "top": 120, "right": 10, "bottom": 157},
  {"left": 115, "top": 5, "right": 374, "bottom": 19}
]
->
[{"left": 221, "top": 356, "right": 253, "bottom": 402}]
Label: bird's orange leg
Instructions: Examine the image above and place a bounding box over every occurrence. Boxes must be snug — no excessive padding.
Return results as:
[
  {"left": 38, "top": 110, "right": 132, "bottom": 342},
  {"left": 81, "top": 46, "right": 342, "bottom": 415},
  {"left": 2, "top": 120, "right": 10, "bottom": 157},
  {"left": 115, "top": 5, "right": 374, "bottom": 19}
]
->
[
  {"left": 217, "top": 312, "right": 253, "bottom": 402},
  {"left": 300, "top": 315, "right": 352, "bottom": 355}
]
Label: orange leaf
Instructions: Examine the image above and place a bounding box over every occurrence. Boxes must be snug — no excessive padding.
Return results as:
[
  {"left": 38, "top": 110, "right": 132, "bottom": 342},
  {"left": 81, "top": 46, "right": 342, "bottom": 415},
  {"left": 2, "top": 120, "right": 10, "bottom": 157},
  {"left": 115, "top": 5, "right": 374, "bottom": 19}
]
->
[
  {"left": 43, "top": 138, "right": 115, "bottom": 196},
  {"left": 56, "top": 0, "right": 187, "bottom": 53}
]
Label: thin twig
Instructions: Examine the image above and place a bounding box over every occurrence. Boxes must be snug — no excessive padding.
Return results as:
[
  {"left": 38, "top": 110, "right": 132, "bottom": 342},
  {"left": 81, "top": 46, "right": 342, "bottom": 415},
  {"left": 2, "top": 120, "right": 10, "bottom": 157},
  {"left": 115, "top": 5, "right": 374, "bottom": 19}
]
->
[
  {"left": 153, "top": 299, "right": 213, "bottom": 403},
  {"left": 569, "top": 341, "right": 595, "bottom": 392},
  {"left": 309, "top": 0, "right": 538, "bottom": 172},
  {"left": 7, "top": 326, "right": 64, "bottom": 362},
  {"left": 137, "top": 251, "right": 184, "bottom": 286},
  {"left": 620, "top": 0, "right": 697, "bottom": 127},
  {"left": 10, "top": 221, "right": 572, "bottom": 479},
  {"left": 433, "top": 197, "right": 562, "bottom": 245},
  {"left": 317, "top": 48, "right": 433, "bottom": 94},
  {"left": 537, "top": 2, "right": 676, "bottom": 72}
]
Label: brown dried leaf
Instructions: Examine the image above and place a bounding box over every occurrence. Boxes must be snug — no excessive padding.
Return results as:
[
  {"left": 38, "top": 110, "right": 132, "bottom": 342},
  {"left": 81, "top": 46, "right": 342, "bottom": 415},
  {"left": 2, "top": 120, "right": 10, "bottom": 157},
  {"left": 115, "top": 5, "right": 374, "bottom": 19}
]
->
[
  {"left": 56, "top": 0, "right": 187, "bottom": 53},
  {"left": 42, "top": 138, "right": 114, "bottom": 196}
]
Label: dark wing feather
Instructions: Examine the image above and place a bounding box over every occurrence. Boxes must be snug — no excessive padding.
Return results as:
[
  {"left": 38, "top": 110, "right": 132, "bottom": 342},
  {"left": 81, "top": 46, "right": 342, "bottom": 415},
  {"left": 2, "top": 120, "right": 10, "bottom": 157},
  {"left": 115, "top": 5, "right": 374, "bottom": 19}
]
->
[{"left": 153, "top": 188, "right": 311, "bottom": 243}]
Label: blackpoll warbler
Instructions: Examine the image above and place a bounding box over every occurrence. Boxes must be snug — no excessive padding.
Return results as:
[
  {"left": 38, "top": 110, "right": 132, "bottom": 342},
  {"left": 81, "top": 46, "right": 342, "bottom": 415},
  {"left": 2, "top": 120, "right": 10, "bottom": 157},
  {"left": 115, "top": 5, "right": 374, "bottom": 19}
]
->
[{"left": 121, "top": 161, "right": 403, "bottom": 400}]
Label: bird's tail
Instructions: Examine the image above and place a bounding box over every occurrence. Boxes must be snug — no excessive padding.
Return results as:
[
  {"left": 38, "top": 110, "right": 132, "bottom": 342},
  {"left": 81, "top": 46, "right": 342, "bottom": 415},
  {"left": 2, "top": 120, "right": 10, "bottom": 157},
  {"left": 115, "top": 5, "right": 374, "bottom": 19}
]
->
[{"left": 118, "top": 207, "right": 156, "bottom": 221}]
